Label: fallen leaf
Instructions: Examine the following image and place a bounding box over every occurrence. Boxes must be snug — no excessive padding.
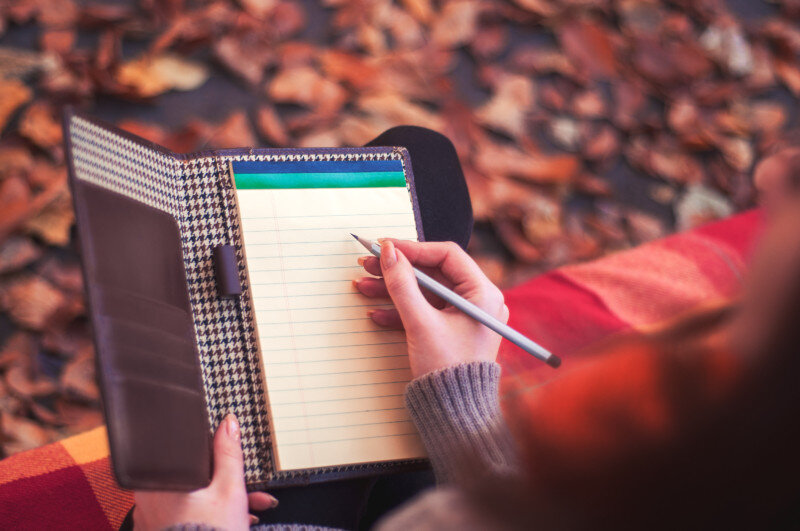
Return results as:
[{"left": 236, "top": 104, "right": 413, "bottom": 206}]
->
[
  {"left": 61, "top": 353, "right": 99, "bottom": 403},
  {"left": 0, "top": 276, "right": 70, "bottom": 331},
  {"left": 548, "top": 116, "right": 581, "bottom": 151},
  {"left": 474, "top": 141, "right": 580, "bottom": 184},
  {"left": 356, "top": 92, "right": 443, "bottom": 131},
  {"left": 0, "top": 333, "right": 34, "bottom": 369},
  {"left": 700, "top": 23, "right": 754, "bottom": 76},
  {"left": 583, "top": 124, "right": 620, "bottom": 162},
  {"left": 626, "top": 209, "right": 667, "bottom": 243},
  {"left": 40, "top": 28, "right": 75, "bottom": 54},
  {"left": 256, "top": 105, "right": 290, "bottom": 146},
  {"left": 774, "top": 58, "right": 800, "bottom": 96},
  {"left": 572, "top": 89, "right": 606, "bottom": 118},
  {"left": 267, "top": 65, "right": 347, "bottom": 115},
  {"left": 213, "top": 34, "right": 275, "bottom": 86},
  {"left": 431, "top": 0, "right": 479, "bottom": 48},
  {"left": 558, "top": 18, "right": 619, "bottom": 79},
  {"left": 238, "top": 0, "right": 278, "bottom": 19},
  {"left": 115, "top": 53, "right": 210, "bottom": 98},
  {"left": 675, "top": 183, "right": 734, "bottom": 231},
  {"left": 56, "top": 399, "right": 104, "bottom": 435},
  {"left": 0, "top": 78, "right": 32, "bottom": 132},
  {"left": 19, "top": 103, "right": 63, "bottom": 152},
  {"left": 1, "top": 411, "right": 52, "bottom": 455},
  {"left": 5, "top": 362, "right": 57, "bottom": 399},
  {"left": 714, "top": 136, "right": 754, "bottom": 172},
  {"left": 0, "top": 237, "right": 41, "bottom": 275},
  {"left": 574, "top": 172, "right": 613, "bottom": 196},
  {"left": 0, "top": 47, "right": 56, "bottom": 79},
  {"left": 475, "top": 73, "right": 535, "bottom": 139},
  {"left": 206, "top": 112, "right": 257, "bottom": 150},
  {"left": 401, "top": 0, "right": 433, "bottom": 23},
  {"left": 470, "top": 23, "right": 508, "bottom": 60},
  {"left": 494, "top": 205, "right": 544, "bottom": 264},
  {"left": 24, "top": 189, "right": 75, "bottom": 246},
  {"left": 521, "top": 195, "right": 562, "bottom": 246},
  {"left": 37, "top": 259, "right": 83, "bottom": 294}
]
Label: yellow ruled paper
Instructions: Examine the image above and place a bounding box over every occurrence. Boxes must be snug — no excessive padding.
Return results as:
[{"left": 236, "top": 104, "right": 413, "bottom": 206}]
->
[{"left": 236, "top": 186, "right": 427, "bottom": 471}]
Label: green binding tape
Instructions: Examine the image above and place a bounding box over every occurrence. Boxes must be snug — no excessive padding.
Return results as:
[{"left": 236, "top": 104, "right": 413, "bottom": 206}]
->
[{"left": 234, "top": 171, "right": 407, "bottom": 189}]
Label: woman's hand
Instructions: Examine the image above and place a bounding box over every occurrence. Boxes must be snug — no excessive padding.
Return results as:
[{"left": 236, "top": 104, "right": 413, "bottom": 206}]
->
[
  {"left": 133, "top": 414, "right": 277, "bottom": 530},
  {"left": 354, "top": 240, "right": 508, "bottom": 378}
]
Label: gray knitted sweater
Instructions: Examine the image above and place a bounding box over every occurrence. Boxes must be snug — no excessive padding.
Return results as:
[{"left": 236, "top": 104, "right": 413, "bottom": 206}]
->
[{"left": 170, "top": 361, "right": 516, "bottom": 531}]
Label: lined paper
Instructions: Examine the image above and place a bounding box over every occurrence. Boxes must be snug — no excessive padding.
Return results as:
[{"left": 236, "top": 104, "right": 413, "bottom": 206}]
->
[{"left": 234, "top": 162, "right": 427, "bottom": 471}]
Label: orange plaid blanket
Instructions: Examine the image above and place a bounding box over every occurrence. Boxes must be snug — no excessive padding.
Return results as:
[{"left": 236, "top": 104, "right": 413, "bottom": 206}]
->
[{"left": 0, "top": 210, "right": 763, "bottom": 530}]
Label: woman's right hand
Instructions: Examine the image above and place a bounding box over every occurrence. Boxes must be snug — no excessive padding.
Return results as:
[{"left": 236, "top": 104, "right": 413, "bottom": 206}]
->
[{"left": 354, "top": 240, "right": 508, "bottom": 379}]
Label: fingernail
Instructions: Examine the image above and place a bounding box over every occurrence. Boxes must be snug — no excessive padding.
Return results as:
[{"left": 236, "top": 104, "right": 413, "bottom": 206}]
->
[
  {"left": 380, "top": 240, "right": 397, "bottom": 269},
  {"left": 352, "top": 278, "right": 361, "bottom": 288},
  {"left": 357, "top": 256, "right": 368, "bottom": 266},
  {"left": 226, "top": 414, "right": 240, "bottom": 442},
  {"left": 265, "top": 493, "right": 279, "bottom": 508},
  {"left": 250, "top": 515, "right": 259, "bottom": 525},
  {"left": 366, "top": 309, "right": 376, "bottom": 318}
]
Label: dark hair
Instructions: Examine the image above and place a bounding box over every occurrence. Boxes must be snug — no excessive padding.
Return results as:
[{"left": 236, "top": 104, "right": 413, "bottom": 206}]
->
[{"left": 469, "top": 278, "right": 800, "bottom": 529}]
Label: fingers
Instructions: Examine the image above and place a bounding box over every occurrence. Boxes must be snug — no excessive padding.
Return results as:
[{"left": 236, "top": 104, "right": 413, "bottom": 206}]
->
[
  {"left": 248, "top": 492, "right": 279, "bottom": 511},
  {"left": 378, "top": 240, "right": 433, "bottom": 328},
  {"left": 383, "top": 240, "right": 488, "bottom": 290},
  {"left": 211, "top": 414, "right": 245, "bottom": 492},
  {"left": 352, "top": 276, "right": 386, "bottom": 298},
  {"left": 367, "top": 308, "right": 404, "bottom": 328},
  {"left": 358, "top": 256, "right": 381, "bottom": 277}
]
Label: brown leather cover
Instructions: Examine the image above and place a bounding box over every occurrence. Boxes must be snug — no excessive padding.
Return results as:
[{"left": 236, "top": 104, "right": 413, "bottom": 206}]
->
[{"left": 69, "top": 177, "right": 211, "bottom": 490}]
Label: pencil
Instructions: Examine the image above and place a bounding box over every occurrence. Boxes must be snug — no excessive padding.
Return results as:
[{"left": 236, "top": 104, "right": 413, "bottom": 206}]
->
[{"left": 351, "top": 234, "right": 561, "bottom": 368}]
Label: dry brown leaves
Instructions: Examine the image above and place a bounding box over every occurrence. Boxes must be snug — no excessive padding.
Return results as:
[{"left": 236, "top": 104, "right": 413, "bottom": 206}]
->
[{"left": 0, "top": 0, "right": 798, "bottom": 455}]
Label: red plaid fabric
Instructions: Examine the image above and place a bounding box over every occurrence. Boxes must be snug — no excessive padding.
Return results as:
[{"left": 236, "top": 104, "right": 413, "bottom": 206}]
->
[{"left": 0, "top": 210, "right": 763, "bottom": 529}]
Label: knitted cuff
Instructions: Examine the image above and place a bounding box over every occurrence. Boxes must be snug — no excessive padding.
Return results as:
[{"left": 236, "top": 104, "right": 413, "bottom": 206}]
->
[{"left": 404, "top": 361, "right": 517, "bottom": 483}]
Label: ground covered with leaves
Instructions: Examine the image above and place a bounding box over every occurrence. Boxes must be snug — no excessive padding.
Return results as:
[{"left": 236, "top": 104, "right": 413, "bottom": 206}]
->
[{"left": 0, "top": 0, "right": 798, "bottom": 455}]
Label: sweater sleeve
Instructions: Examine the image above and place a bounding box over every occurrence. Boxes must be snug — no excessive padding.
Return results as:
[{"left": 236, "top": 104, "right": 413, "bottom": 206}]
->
[{"left": 404, "top": 361, "right": 518, "bottom": 483}]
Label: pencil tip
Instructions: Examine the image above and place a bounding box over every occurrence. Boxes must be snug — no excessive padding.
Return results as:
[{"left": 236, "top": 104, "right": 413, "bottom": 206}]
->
[
  {"left": 350, "top": 233, "right": 358, "bottom": 240},
  {"left": 546, "top": 355, "right": 562, "bottom": 369}
]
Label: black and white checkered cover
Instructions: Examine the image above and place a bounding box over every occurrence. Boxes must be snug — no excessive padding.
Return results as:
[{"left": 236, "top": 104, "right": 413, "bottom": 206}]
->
[{"left": 67, "top": 114, "right": 425, "bottom": 487}]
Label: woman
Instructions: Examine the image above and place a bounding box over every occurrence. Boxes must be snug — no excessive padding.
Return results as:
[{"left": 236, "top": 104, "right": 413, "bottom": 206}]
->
[
  {"left": 134, "top": 152, "right": 800, "bottom": 529},
  {"left": 134, "top": 237, "right": 517, "bottom": 530}
]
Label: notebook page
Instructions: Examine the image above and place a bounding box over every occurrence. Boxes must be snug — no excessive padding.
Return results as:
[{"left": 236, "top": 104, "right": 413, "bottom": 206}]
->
[{"left": 232, "top": 158, "right": 427, "bottom": 471}]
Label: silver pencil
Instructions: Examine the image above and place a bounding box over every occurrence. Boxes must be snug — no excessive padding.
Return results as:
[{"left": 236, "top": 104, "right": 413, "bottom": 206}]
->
[{"left": 351, "top": 234, "right": 561, "bottom": 368}]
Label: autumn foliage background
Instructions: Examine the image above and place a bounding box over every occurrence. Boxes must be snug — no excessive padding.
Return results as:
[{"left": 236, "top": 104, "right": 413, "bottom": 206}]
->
[{"left": 0, "top": 0, "right": 797, "bottom": 455}]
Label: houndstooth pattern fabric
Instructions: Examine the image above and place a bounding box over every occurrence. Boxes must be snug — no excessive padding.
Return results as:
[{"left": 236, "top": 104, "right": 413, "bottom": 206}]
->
[
  {"left": 179, "top": 156, "right": 272, "bottom": 483},
  {"left": 68, "top": 116, "right": 181, "bottom": 216}
]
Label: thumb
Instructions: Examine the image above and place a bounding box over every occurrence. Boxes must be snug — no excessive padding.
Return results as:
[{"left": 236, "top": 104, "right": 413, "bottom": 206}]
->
[
  {"left": 380, "top": 240, "right": 431, "bottom": 328},
  {"left": 211, "top": 414, "right": 245, "bottom": 492}
]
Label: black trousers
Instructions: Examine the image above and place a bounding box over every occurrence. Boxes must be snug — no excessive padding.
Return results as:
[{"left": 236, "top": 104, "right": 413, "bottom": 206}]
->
[{"left": 123, "top": 127, "right": 471, "bottom": 530}]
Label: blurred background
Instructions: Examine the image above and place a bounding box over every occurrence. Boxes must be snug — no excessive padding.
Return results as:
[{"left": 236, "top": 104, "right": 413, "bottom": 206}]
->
[{"left": 0, "top": 0, "right": 797, "bottom": 456}]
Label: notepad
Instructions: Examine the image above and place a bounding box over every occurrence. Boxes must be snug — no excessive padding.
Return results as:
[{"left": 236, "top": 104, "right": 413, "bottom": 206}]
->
[{"left": 232, "top": 158, "right": 427, "bottom": 471}]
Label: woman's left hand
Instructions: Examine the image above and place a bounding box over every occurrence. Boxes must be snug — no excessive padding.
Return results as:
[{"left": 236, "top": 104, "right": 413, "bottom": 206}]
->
[{"left": 133, "top": 414, "right": 278, "bottom": 530}]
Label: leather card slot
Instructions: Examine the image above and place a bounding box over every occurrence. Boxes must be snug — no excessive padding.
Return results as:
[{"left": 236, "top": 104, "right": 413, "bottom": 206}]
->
[
  {"left": 101, "top": 344, "right": 201, "bottom": 391},
  {"left": 107, "top": 373, "right": 204, "bottom": 399},
  {"left": 103, "top": 376, "right": 210, "bottom": 489},
  {"left": 94, "top": 283, "right": 193, "bottom": 341},
  {"left": 75, "top": 180, "right": 192, "bottom": 311},
  {"left": 97, "top": 315, "right": 197, "bottom": 367}
]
